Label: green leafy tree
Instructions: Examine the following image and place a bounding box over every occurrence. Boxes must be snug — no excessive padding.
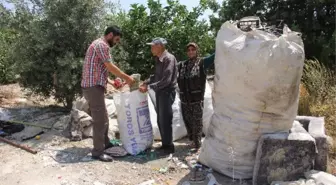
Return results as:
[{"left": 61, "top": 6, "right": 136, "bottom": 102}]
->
[
  {"left": 104, "top": 1, "right": 133, "bottom": 74},
  {"left": 113, "top": 0, "right": 215, "bottom": 79},
  {"left": 9, "top": 0, "right": 108, "bottom": 108},
  {"left": 0, "top": 4, "right": 17, "bottom": 84}
]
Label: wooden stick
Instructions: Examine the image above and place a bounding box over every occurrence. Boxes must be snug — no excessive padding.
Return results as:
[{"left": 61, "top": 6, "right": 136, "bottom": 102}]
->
[
  {"left": 0, "top": 137, "right": 37, "bottom": 154},
  {"left": 1, "top": 120, "right": 52, "bottom": 129}
]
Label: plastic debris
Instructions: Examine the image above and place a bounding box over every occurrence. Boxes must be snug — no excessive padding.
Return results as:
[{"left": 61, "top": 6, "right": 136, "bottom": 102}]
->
[
  {"left": 93, "top": 181, "right": 105, "bottom": 185},
  {"left": 207, "top": 173, "right": 222, "bottom": 185},
  {"left": 0, "top": 130, "right": 6, "bottom": 136},
  {"left": 190, "top": 164, "right": 206, "bottom": 182},
  {"left": 181, "top": 181, "right": 191, "bottom": 185},
  {"left": 109, "top": 139, "right": 121, "bottom": 146},
  {"left": 171, "top": 157, "right": 189, "bottom": 169},
  {"left": 183, "top": 168, "right": 219, "bottom": 185},
  {"left": 168, "top": 153, "right": 173, "bottom": 160},
  {"left": 188, "top": 159, "right": 198, "bottom": 168},
  {"left": 149, "top": 150, "right": 157, "bottom": 160},
  {"left": 138, "top": 180, "right": 156, "bottom": 185},
  {"left": 159, "top": 167, "right": 169, "bottom": 173}
]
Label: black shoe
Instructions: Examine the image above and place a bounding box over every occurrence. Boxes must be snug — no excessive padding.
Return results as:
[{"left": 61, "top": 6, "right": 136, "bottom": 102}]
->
[
  {"left": 92, "top": 154, "right": 113, "bottom": 162},
  {"left": 160, "top": 144, "right": 174, "bottom": 149},
  {"left": 158, "top": 145, "right": 175, "bottom": 155}
]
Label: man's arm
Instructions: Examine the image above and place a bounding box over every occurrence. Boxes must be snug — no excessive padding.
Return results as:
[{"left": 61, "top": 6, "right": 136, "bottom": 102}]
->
[
  {"left": 104, "top": 62, "right": 131, "bottom": 80},
  {"left": 95, "top": 42, "right": 133, "bottom": 84},
  {"left": 149, "top": 56, "right": 176, "bottom": 91},
  {"left": 143, "top": 74, "right": 155, "bottom": 85},
  {"left": 107, "top": 77, "right": 114, "bottom": 85},
  {"left": 175, "top": 61, "right": 182, "bottom": 93}
]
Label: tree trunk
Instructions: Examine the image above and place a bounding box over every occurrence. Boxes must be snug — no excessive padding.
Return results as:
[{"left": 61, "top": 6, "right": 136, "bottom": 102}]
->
[{"left": 65, "top": 96, "right": 73, "bottom": 110}]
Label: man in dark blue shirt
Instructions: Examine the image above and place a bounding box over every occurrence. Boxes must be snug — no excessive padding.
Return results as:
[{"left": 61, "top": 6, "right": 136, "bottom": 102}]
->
[{"left": 139, "top": 38, "right": 177, "bottom": 155}]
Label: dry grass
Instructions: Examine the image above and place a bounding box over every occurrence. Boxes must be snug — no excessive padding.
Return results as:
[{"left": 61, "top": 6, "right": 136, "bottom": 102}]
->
[
  {"left": 0, "top": 84, "right": 22, "bottom": 104},
  {"left": 0, "top": 83, "right": 58, "bottom": 107},
  {"left": 0, "top": 84, "right": 20, "bottom": 98},
  {"left": 298, "top": 84, "right": 311, "bottom": 115},
  {"left": 298, "top": 59, "right": 336, "bottom": 174}
]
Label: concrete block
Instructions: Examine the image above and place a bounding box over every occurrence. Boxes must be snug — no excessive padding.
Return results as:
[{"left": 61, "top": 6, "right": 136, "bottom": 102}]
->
[
  {"left": 253, "top": 126, "right": 316, "bottom": 185},
  {"left": 296, "top": 116, "right": 328, "bottom": 171}
]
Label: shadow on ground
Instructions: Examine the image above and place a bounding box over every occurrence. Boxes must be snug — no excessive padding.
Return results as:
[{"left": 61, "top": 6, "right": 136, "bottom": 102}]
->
[
  {"left": 114, "top": 142, "right": 194, "bottom": 164},
  {"left": 52, "top": 146, "right": 92, "bottom": 164},
  {"left": 0, "top": 105, "right": 69, "bottom": 133},
  {"left": 176, "top": 171, "right": 252, "bottom": 185}
]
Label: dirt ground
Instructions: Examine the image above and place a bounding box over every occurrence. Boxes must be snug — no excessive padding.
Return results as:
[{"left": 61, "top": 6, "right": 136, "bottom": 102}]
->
[
  {"left": 0, "top": 131, "right": 250, "bottom": 185},
  {"left": 0, "top": 83, "right": 335, "bottom": 185},
  {"left": 0, "top": 84, "right": 250, "bottom": 185}
]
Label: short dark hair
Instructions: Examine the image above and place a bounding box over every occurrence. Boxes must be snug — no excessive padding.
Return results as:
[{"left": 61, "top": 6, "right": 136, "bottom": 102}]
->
[{"left": 104, "top": 25, "right": 122, "bottom": 37}]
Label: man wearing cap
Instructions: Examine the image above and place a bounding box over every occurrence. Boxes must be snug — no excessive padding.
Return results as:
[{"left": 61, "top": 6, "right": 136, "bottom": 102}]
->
[
  {"left": 81, "top": 25, "right": 134, "bottom": 162},
  {"left": 139, "top": 38, "right": 178, "bottom": 155}
]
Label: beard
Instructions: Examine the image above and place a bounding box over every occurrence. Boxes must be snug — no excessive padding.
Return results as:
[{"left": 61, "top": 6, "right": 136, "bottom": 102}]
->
[
  {"left": 107, "top": 40, "right": 114, "bottom": 47},
  {"left": 106, "top": 38, "right": 115, "bottom": 47}
]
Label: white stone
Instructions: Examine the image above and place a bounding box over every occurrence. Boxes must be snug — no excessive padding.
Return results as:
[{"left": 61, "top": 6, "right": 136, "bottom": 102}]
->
[
  {"left": 271, "top": 179, "right": 306, "bottom": 185},
  {"left": 304, "top": 170, "right": 336, "bottom": 185}
]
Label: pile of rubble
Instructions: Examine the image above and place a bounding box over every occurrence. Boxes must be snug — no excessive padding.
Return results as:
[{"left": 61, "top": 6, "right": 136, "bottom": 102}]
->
[{"left": 67, "top": 97, "right": 119, "bottom": 141}]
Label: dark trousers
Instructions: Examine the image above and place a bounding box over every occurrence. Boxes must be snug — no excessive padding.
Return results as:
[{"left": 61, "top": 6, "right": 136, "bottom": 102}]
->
[
  {"left": 156, "top": 89, "right": 176, "bottom": 146},
  {"left": 82, "top": 86, "right": 110, "bottom": 157},
  {"left": 181, "top": 101, "right": 203, "bottom": 148}
]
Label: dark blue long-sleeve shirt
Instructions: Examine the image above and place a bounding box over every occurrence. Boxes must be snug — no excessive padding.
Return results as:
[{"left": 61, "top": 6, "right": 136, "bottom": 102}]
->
[{"left": 145, "top": 50, "right": 178, "bottom": 92}]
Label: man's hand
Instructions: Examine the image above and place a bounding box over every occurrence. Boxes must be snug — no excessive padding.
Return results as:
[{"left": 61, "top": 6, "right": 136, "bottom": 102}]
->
[
  {"left": 124, "top": 75, "right": 135, "bottom": 86},
  {"left": 108, "top": 78, "right": 123, "bottom": 89},
  {"left": 104, "top": 62, "right": 135, "bottom": 87},
  {"left": 139, "top": 83, "right": 148, "bottom": 93}
]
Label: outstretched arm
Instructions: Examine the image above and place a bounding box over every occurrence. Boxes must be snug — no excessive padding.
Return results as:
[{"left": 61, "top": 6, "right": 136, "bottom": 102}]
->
[{"left": 144, "top": 74, "right": 155, "bottom": 85}]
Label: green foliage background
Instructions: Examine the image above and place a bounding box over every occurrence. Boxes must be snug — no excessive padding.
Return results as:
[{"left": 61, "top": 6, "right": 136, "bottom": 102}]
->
[{"left": 0, "top": 0, "right": 335, "bottom": 108}]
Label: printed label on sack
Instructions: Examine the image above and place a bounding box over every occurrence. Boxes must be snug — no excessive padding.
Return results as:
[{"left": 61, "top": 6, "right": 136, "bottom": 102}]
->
[
  {"left": 136, "top": 106, "right": 152, "bottom": 134},
  {"left": 139, "top": 100, "right": 147, "bottom": 106},
  {"left": 125, "top": 103, "right": 137, "bottom": 154}
]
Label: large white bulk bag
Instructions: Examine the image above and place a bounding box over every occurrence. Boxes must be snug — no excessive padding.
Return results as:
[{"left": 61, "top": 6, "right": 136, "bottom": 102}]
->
[
  {"left": 149, "top": 81, "right": 214, "bottom": 141},
  {"left": 148, "top": 89, "right": 187, "bottom": 141},
  {"left": 202, "top": 80, "right": 214, "bottom": 135},
  {"left": 199, "top": 22, "right": 305, "bottom": 179},
  {"left": 113, "top": 91, "right": 153, "bottom": 155},
  {"left": 147, "top": 93, "right": 160, "bottom": 140}
]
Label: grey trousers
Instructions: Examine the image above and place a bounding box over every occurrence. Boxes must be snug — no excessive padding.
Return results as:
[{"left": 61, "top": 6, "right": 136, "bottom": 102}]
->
[
  {"left": 82, "top": 86, "right": 110, "bottom": 157},
  {"left": 156, "top": 89, "right": 176, "bottom": 146}
]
